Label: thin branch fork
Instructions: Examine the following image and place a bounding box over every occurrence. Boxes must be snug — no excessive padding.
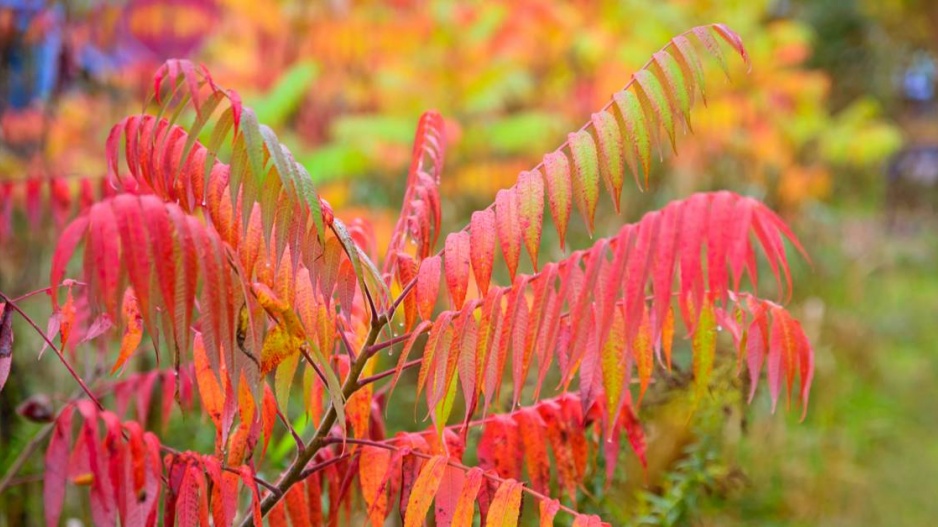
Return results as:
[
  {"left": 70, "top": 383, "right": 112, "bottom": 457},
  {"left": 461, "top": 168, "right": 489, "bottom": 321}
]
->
[
  {"left": 357, "top": 358, "right": 422, "bottom": 388},
  {"left": 0, "top": 291, "right": 103, "bottom": 410},
  {"left": 240, "top": 316, "right": 385, "bottom": 526},
  {"left": 364, "top": 323, "right": 430, "bottom": 358}
]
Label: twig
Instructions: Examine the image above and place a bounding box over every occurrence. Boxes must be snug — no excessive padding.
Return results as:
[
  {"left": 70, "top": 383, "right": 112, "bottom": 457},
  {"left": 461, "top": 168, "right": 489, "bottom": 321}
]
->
[
  {"left": 276, "top": 405, "right": 305, "bottom": 454},
  {"left": 240, "top": 316, "right": 385, "bottom": 526},
  {"left": 297, "top": 452, "right": 352, "bottom": 480},
  {"left": 337, "top": 328, "right": 357, "bottom": 361},
  {"left": 0, "top": 292, "right": 103, "bottom": 410},
  {"left": 10, "top": 282, "right": 84, "bottom": 304},
  {"left": 0, "top": 422, "right": 54, "bottom": 494},
  {"left": 299, "top": 346, "right": 329, "bottom": 388},
  {"left": 357, "top": 358, "right": 421, "bottom": 387},
  {"left": 385, "top": 275, "right": 418, "bottom": 321},
  {"left": 364, "top": 325, "right": 429, "bottom": 358}
]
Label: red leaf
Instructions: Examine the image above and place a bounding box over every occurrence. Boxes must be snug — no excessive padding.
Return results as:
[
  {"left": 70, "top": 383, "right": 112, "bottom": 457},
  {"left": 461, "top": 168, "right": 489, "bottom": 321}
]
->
[
  {"left": 395, "top": 252, "right": 419, "bottom": 332},
  {"left": 517, "top": 170, "right": 544, "bottom": 270},
  {"left": 433, "top": 465, "right": 464, "bottom": 527},
  {"left": 239, "top": 465, "right": 263, "bottom": 527},
  {"left": 470, "top": 209, "right": 496, "bottom": 297},
  {"left": 477, "top": 415, "right": 521, "bottom": 480},
  {"left": 444, "top": 231, "right": 471, "bottom": 310},
  {"left": 50, "top": 215, "right": 89, "bottom": 310},
  {"left": 0, "top": 303, "right": 10, "bottom": 392},
  {"left": 539, "top": 499, "right": 561, "bottom": 527},
  {"left": 538, "top": 400, "right": 577, "bottom": 502},
  {"left": 621, "top": 402, "right": 647, "bottom": 468},
  {"left": 514, "top": 408, "right": 550, "bottom": 494},
  {"left": 572, "top": 514, "right": 607, "bottom": 527},
  {"left": 416, "top": 255, "right": 442, "bottom": 321},
  {"left": 495, "top": 188, "right": 522, "bottom": 280},
  {"left": 541, "top": 151, "right": 573, "bottom": 248},
  {"left": 44, "top": 406, "right": 73, "bottom": 527},
  {"left": 285, "top": 483, "right": 311, "bottom": 527}
]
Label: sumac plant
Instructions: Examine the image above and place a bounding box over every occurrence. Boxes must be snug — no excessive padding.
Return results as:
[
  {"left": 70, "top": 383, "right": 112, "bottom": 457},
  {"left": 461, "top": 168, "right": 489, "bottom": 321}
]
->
[{"left": 0, "top": 23, "right": 815, "bottom": 526}]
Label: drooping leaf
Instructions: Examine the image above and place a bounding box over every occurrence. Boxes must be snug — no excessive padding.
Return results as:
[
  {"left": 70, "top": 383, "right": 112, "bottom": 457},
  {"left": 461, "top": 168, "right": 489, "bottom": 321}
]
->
[
  {"left": 416, "top": 256, "right": 442, "bottom": 321},
  {"left": 403, "top": 455, "right": 448, "bottom": 527},
  {"left": 590, "top": 111, "right": 625, "bottom": 212},
  {"left": 359, "top": 446, "right": 391, "bottom": 527},
  {"left": 44, "top": 406, "right": 73, "bottom": 527},
  {"left": 444, "top": 231, "right": 471, "bottom": 310},
  {"left": 477, "top": 416, "right": 521, "bottom": 481},
  {"left": 540, "top": 151, "right": 573, "bottom": 248},
  {"left": 517, "top": 170, "right": 544, "bottom": 270},
  {"left": 470, "top": 209, "right": 497, "bottom": 297},
  {"left": 539, "top": 499, "right": 561, "bottom": 527},
  {"left": 567, "top": 130, "right": 600, "bottom": 234},
  {"left": 514, "top": 408, "right": 550, "bottom": 494},
  {"left": 495, "top": 189, "right": 522, "bottom": 280},
  {"left": 485, "top": 479, "right": 523, "bottom": 527},
  {"left": 449, "top": 467, "right": 484, "bottom": 527},
  {"left": 692, "top": 298, "right": 717, "bottom": 404},
  {"left": 112, "top": 288, "right": 144, "bottom": 374}
]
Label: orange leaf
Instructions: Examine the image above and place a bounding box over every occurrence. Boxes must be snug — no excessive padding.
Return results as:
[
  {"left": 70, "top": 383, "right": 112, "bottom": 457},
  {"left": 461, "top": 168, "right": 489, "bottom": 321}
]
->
[
  {"left": 193, "top": 333, "right": 224, "bottom": 427},
  {"left": 450, "top": 467, "right": 483, "bottom": 527},
  {"left": 359, "top": 446, "right": 391, "bottom": 527},
  {"left": 539, "top": 498, "right": 560, "bottom": 527},
  {"left": 111, "top": 287, "right": 143, "bottom": 374},
  {"left": 485, "top": 479, "right": 523, "bottom": 527},
  {"left": 403, "top": 454, "right": 448, "bottom": 527}
]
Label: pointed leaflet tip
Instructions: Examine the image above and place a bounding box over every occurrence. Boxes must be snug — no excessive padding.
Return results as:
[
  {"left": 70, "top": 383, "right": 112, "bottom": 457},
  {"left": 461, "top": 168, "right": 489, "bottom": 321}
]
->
[{"left": 711, "top": 23, "right": 751, "bottom": 72}]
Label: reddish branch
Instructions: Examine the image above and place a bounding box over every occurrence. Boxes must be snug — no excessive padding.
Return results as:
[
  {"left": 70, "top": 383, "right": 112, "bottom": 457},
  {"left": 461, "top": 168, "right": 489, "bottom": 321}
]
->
[{"left": 0, "top": 291, "right": 102, "bottom": 410}]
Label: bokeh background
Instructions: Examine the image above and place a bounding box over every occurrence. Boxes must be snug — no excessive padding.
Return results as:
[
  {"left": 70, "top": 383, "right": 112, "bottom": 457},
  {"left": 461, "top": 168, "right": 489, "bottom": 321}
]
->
[{"left": 1, "top": 0, "right": 936, "bottom": 525}]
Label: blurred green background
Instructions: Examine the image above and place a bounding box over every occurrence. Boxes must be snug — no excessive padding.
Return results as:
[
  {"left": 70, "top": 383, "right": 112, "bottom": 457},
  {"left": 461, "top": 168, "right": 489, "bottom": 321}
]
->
[{"left": 2, "top": 0, "right": 937, "bottom": 525}]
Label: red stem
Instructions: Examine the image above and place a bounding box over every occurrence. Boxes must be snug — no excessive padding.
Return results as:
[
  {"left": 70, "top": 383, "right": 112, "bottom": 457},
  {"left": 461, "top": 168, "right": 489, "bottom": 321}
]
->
[
  {"left": 0, "top": 292, "right": 103, "bottom": 410},
  {"left": 357, "top": 358, "right": 422, "bottom": 387}
]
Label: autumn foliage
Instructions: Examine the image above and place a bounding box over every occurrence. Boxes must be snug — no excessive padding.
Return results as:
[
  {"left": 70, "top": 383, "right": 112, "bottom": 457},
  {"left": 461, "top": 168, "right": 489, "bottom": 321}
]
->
[{"left": 0, "top": 23, "right": 815, "bottom": 526}]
